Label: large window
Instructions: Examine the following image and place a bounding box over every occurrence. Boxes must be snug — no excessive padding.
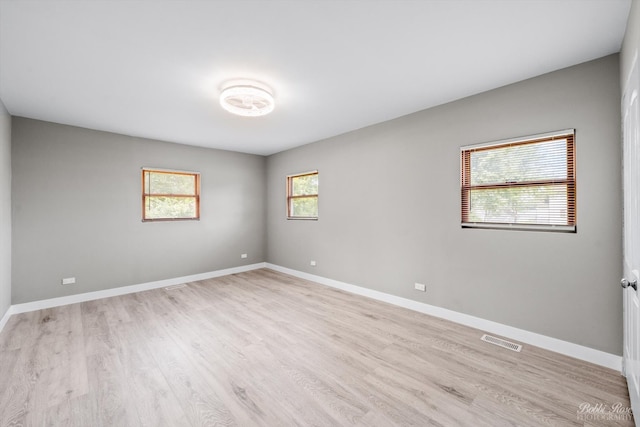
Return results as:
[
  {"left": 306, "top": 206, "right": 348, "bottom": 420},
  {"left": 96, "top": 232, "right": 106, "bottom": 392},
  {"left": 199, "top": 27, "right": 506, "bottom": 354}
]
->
[
  {"left": 287, "top": 171, "right": 318, "bottom": 219},
  {"left": 461, "top": 130, "right": 575, "bottom": 232},
  {"left": 142, "top": 168, "right": 200, "bottom": 221}
]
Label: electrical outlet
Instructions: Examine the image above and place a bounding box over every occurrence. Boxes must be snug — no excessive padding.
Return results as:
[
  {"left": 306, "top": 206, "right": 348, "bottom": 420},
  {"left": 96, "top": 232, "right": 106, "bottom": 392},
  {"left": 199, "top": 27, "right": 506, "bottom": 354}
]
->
[
  {"left": 310, "top": 260, "right": 317, "bottom": 266},
  {"left": 414, "top": 282, "right": 426, "bottom": 292},
  {"left": 62, "top": 277, "right": 76, "bottom": 285},
  {"left": 241, "top": 253, "right": 248, "bottom": 259}
]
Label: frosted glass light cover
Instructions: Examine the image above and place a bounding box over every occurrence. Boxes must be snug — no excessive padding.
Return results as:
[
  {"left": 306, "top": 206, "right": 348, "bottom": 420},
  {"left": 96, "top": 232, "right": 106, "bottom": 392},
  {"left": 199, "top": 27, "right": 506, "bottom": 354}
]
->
[{"left": 220, "top": 85, "right": 274, "bottom": 117}]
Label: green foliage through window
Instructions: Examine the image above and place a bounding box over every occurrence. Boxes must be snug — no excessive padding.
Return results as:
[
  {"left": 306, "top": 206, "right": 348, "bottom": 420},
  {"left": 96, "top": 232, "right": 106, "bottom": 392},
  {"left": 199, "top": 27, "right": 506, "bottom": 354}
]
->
[
  {"left": 287, "top": 171, "right": 318, "bottom": 219},
  {"left": 143, "top": 169, "right": 200, "bottom": 221},
  {"left": 461, "top": 131, "right": 575, "bottom": 231}
]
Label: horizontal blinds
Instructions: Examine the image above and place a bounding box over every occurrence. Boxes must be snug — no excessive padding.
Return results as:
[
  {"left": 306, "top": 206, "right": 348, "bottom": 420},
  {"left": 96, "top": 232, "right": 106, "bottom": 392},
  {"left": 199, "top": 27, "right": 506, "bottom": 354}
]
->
[{"left": 461, "top": 132, "right": 575, "bottom": 228}]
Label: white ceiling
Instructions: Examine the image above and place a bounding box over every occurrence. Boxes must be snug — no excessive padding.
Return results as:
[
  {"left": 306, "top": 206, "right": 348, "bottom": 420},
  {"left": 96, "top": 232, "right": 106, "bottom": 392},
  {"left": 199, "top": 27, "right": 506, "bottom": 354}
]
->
[{"left": 0, "top": 0, "right": 632, "bottom": 156}]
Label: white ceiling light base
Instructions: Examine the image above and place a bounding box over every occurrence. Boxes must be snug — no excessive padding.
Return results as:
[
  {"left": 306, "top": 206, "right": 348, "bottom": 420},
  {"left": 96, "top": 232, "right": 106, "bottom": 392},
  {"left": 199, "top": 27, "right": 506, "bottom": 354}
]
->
[{"left": 220, "top": 81, "right": 275, "bottom": 117}]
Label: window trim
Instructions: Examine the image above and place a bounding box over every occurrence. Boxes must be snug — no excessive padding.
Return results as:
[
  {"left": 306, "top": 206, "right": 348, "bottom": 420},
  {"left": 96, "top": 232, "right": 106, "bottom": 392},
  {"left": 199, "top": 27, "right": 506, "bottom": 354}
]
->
[
  {"left": 460, "top": 129, "right": 576, "bottom": 233},
  {"left": 142, "top": 168, "right": 201, "bottom": 222},
  {"left": 286, "top": 170, "right": 319, "bottom": 220}
]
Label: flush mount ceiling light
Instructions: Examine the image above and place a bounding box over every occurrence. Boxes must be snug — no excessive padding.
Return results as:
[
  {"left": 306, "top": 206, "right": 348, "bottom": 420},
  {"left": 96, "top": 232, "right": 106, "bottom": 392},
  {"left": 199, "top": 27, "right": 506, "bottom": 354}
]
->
[{"left": 219, "top": 82, "right": 275, "bottom": 117}]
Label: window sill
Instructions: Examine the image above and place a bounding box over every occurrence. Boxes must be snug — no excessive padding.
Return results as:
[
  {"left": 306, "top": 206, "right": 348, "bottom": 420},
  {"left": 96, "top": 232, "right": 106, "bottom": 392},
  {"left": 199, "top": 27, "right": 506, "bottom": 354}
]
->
[
  {"left": 142, "top": 218, "right": 200, "bottom": 222},
  {"left": 461, "top": 222, "right": 576, "bottom": 233}
]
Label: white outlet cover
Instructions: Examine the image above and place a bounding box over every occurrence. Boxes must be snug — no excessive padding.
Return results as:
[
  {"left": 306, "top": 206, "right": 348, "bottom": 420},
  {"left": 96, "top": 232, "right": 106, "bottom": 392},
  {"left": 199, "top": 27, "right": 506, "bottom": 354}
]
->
[
  {"left": 62, "top": 277, "right": 76, "bottom": 285},
  {"left": 310, "top": 260, "right": 317, "bottom": 266},
  {"left": 414, "top": 283, "right": 426, "bottom": 292},
  {"left": 241, "top": 253, "right": 248, "bottom": 258}
]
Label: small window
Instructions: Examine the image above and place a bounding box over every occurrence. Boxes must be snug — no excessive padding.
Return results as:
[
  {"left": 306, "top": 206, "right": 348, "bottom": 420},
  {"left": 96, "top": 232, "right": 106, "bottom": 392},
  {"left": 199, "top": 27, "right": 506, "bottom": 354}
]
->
[
  {"left": 287, "top": 171, "right": 318, "bottom": 219},
  {"left": 461, "top": 130, "right": 576, "bottom": 232},
  {"left": 142, "top": 169, "right": 200, "bottom": 221}
]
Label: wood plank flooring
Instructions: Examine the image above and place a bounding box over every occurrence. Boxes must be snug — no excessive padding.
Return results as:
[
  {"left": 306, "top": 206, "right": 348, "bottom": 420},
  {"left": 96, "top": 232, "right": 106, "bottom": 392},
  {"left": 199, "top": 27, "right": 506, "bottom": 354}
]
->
[{"left": 0, "top": 268, "right": 634, "bottom": 426}]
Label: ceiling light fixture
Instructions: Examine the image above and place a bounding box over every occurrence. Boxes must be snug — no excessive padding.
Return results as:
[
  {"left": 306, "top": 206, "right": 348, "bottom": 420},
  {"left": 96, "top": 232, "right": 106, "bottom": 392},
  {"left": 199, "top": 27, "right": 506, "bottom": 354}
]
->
[{"left": 219, "top": 82, "right": 275, "bottom": 117}]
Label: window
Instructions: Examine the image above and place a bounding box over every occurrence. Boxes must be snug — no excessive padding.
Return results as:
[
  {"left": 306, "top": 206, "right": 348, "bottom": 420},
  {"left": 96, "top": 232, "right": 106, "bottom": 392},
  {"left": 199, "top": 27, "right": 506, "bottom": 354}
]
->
[
  {"left": 461, "top": 130, "right": 575, "bottom": 232},
  {"left": 287, "top": 171, "right": 318, "bottom": 219},
  {"left": 142, "top": 168, "right": 200, "bottom": 221}
]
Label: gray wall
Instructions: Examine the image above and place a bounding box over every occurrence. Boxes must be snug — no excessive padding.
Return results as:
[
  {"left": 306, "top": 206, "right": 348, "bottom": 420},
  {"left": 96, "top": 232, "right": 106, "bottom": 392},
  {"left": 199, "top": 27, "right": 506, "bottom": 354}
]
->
[
  {"left": 0, "top": 98, "right": 11, "bottom": 318},
  {"left": 12, "top": 118, "right": 266, "bottom": 303},
  {"left": 621, "top": 0, "right": 639, "bottom": 89},
  {"left": 267, "top": 55, "right": 623, "bottom": 355}
]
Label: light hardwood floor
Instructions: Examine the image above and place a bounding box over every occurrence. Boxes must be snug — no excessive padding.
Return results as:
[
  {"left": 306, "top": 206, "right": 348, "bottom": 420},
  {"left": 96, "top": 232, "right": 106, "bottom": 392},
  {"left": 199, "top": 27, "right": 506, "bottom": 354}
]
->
[{"left": 0, "top": 268, "right": 633, "bottom": 426}]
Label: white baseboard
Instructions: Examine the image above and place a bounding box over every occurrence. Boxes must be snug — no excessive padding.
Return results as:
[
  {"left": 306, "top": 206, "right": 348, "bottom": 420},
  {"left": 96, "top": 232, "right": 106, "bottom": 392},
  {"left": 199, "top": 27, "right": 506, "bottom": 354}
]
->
[
  {"left": 2, "top": 261, "right": 621, "bottom": 372},
  {"left": 0, "top": 305, "right": 13, "bottom": 333},
  {"left": 8, "top": 262, "right": 266, "bottom": 316},
  {"left": 265, "top": 263, "right": 622, "bottom": 372}
]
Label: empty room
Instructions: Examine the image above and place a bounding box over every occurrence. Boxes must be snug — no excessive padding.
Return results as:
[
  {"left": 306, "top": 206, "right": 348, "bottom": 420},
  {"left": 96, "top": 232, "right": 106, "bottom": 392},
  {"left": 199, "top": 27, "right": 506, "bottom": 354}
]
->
[{"left": 1, "top": 0, "right": 639, "bottom": 425}]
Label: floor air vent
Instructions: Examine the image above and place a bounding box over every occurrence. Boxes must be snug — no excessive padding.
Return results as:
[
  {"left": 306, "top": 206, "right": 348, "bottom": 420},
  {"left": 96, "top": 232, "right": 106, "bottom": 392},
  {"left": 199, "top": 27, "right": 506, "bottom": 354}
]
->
[
  {"left": 164, "top": 284, "right": 187, "bottom": 291},
  {"left": 481, "top": 334, "right": 522, "bottom": 352}
]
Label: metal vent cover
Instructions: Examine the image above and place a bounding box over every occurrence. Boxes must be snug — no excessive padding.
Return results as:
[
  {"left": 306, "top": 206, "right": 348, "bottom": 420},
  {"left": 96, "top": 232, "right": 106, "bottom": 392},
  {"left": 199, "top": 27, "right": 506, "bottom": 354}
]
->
[{"left": 481, "top": 334, "right": 522, "bottom": 352}]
